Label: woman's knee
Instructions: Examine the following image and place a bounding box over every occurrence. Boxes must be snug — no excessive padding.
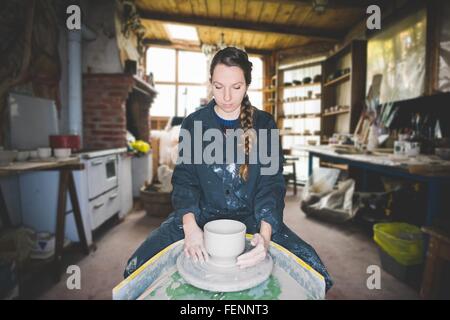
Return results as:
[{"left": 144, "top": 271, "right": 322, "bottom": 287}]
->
[
  {"left": 123, "top": 213, "right": 184, "bottom": 278},
  {"left": 271, "top": 224, "right": 333, "bottom": 291}
]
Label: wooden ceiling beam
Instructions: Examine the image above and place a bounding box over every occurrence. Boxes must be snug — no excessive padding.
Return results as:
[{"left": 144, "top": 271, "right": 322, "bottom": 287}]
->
[
  {"left": 139, "top": 10, "right": 342, "bottom": 42},
  {"left": 261, "top": 0, "right": 387, "bottom": 9},
  {"left": 142, "top": 38, "right": 273, "bottom": 56}
]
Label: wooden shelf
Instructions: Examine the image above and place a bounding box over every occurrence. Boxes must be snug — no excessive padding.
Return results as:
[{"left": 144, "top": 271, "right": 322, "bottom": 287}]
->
[
  {"left": 281, "top": 82, "right": 321, "bottom": 89},
  {"left": 321, "top": 40, "right": 367, "bottom": 139},
  {"left": 323, "top": 73, "right": 350, "bottom": 87},
  {"left": 320, "top": 161, "right": 349, "bottom": 171},
  {"left": 263, "top": 88, "right": 276, "bottom": 93},
  {"left": 282, "top": 113, "right": 321, "bottom": 119},
  {"left": 322, "top": 109, "right": 350, "bottom": 117},
  {"left": 280, "top": 132, "right": 321, "bottom": 136},
  {"left": 281, "top": 98, "right": 321, "bottom": 104},
  {"left": 133, "top": 75, "right": 158, "bottom": 96}
]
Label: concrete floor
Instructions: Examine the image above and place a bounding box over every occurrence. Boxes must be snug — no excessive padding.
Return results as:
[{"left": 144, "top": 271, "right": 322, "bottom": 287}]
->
[{"left": 33, "top": 188, "right": 420, "bottom": 300}]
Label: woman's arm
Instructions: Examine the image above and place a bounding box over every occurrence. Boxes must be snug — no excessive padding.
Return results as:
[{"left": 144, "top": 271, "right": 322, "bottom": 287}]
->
[
  {"left": 253, "top": 116, "right": 286, "bottom": 235},
  {"left": 259, "top": 220, "right": 272, "bottom": 247},
  {"left": 182, "top": 212, "right": 197, "bottom": 227},
  {"left": 172, "top": 116, "right": 207, "bottom": 262},
  {"left": 171, "top": 116, "right": 202, "bottom": 225},
  {"left": 237, "top": 116, "right": 284, "bottom": 268}
]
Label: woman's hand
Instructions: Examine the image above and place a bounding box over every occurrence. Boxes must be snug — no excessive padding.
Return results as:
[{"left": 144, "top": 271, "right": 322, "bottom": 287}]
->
[
  {"left": 183, "top": 213, "right": 208, "bottom": 263},
  {"left": 236, "top": 233, "right": 269, "bottom": 268},
  {"left": 236, "top": 220, "right": 272, "bottom": 268}
]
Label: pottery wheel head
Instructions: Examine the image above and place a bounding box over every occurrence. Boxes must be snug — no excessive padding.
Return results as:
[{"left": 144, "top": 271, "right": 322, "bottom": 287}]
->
[{"left": 176, "top": 244, "right": 273, "bottom": 292}]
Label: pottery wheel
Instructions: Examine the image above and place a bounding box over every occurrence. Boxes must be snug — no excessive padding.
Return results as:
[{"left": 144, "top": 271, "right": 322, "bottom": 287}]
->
[{"left": 176, "top": 246, "right": 273, "bottom": 292}]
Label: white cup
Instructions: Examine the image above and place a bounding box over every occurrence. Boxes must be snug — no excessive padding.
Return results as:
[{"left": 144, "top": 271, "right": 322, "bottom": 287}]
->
[
  {"left": 203, "top": 219, "right": 246, "bottom": 267},
  {"left": 405, "top": 142, "right": 420, "bottom": 157},
  {"left": 54, "top": 148, "right": 71, "bottom": 159},
  {"left": 38, "top": 147, "right": 52, "bottom": 159},
  {"left": 17, "top": 151, "right": 30, "bottom": 161},
  {"left": 394, "top": 141, "right": 405, "bottom": 155}
]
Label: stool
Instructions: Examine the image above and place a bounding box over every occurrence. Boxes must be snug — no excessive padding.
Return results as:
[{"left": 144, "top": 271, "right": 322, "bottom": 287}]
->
[
  {"left": 420, "top": 226, "right": 450, "bottom": 299},
  {"left": 282, "top": 149, "right": 299, "bottom": 196}
]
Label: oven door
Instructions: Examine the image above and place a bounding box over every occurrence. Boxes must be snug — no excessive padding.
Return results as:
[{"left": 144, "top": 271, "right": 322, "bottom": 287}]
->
[{"left": 87, "top": 155, "right": 118, "bottom": 200}]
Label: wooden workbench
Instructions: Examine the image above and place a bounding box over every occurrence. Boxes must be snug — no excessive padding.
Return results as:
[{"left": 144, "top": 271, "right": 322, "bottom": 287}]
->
[
  {"left": 0, "top": 157, "right": 90, "bottom": 280},
  {"left": 297, "top": 145, "right": 450, "bottom": 226}
]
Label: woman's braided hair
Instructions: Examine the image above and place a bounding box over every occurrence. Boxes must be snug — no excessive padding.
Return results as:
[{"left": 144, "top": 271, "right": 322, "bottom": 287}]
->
[{"left": 210, "top": 47, "right": 255, "bottom": 182}]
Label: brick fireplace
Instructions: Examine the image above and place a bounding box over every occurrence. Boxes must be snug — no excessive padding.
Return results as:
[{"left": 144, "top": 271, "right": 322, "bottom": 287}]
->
[{"left": 82, "top": 73, "right": 156, "bottom": 150}]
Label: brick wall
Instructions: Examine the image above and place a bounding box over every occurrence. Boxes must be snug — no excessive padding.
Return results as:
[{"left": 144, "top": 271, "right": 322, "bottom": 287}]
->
[{"left": 82, "top": 73, "right": 153, "bottom": 150}]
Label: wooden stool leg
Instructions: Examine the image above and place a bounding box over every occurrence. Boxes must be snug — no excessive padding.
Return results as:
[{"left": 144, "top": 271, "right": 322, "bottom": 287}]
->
[
  {"left": 292, "top": 162, "right": 297, "bottom": 196},
  {"left": 0, "top": 184, "right": 12, "bottom": 228},
  {"left": 54, "top": 170, "right": 69, "bottom": 281},
  {"left": 68, "top": 171, "right": 90, "bottom": 254}
]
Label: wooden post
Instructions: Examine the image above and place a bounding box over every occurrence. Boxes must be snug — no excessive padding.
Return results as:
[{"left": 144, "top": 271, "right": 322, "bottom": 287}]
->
[{"left": 425, "top": 0, "right": 442, "bottom": 95}]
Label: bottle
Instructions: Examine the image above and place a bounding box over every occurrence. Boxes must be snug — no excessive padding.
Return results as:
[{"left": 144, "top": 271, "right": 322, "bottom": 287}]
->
[{"left": 367, "top": 124, "right": 379, "bottom": 152}]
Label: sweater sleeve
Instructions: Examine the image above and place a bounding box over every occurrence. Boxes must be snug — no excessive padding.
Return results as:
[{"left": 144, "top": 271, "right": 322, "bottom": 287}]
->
[
  {"left": 253, "top": 116, "right": 286, "bottom": 234},
  {"left": 171, "top": 116, "right": 202, "bottom": 225}
]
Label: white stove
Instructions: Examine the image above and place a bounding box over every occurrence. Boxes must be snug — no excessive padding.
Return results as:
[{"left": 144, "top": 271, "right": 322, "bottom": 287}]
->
[{"left": 17, "top": 148, "right": 132, "bottom": 245}]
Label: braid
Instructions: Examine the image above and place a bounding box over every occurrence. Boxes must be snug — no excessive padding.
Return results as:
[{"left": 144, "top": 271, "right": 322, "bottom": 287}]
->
[{"left": 239, "top": 94, "right": 254, "bottom": 182}]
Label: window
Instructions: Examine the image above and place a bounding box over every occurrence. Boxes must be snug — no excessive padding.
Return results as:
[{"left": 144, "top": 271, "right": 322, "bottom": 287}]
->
[
  {"left": 367, "top": 9, "right": 426, "bottom": 103},
  {"left": 147, "top": 47, "right": 208, "bottom": 117},
  {"left": 177, "top": 85, "right": 208, "bottom": 116},
  {"left": 249, "top": 56, "right": 263, "bottom": 109},
  {"left": 146, "top": 47, "right": 175, "bottom": 82},
  {"left": 147, "top": 47, "right": 264, "bottom": 116},
  {"left": 151, "top": 84, "right": 176, "bottom": 117},
  {"left": 178, "top": 51, "right": 207, "bottom": 84}
]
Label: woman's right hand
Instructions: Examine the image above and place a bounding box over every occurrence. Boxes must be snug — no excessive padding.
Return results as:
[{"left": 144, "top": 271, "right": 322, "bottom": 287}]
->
[{"left": 182, "top": 213, "right": 208, "bottom": 263}]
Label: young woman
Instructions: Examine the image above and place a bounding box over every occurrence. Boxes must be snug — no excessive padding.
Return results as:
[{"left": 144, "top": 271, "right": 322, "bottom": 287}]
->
[{"left": 124, "top": 47, "right": 333, "bottom": 291}]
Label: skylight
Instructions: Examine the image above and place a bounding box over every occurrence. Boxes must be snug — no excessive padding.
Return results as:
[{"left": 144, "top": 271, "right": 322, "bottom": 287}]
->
[{"left": 165, "top": 24, "right": 199, "bottom": 42}]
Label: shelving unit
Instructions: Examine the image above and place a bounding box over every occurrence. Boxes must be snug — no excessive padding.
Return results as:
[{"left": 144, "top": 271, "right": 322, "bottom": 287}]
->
[
  {"left": 321, "top": 40, "right": 367, "bottom": 141},
  {"left": 263, "top": 75, "right": 277, "bottom": 115},
  {"left": 276, "top": 60, "right": 324, "bottom": 183}
]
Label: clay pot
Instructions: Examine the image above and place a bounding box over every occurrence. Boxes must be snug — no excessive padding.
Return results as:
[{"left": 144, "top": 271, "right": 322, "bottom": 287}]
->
[
  {"left": 204, "top": 219, "right": 246, "bottom": 267},
  {"left": 302, "top": 77, "right": 312, "bottom": 84}
]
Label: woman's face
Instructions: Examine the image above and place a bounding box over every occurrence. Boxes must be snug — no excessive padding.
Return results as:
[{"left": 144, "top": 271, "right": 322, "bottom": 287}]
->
[{"left": 211, "top": 63, "right": 248, "bottom": 115}]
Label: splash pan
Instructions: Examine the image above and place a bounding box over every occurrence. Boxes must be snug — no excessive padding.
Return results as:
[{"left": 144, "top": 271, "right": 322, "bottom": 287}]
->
[{"left": 176, "top": 246, "right": 273, "bottom": 292}]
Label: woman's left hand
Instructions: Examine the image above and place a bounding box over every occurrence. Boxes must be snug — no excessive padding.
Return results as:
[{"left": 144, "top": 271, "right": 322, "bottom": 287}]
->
[{"left": 236, "top": 233, "right": 269, "bottom": 268}]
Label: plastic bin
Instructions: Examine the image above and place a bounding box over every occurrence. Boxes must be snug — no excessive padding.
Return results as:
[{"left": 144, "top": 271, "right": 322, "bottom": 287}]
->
[
  {"left": 373, "top": 222, "right": 424, "bottom": 266},
  {"left": 374, "top": 223, "right": 425, "bottom": 288},
  {"left": 377, "top": 247, "right": 423, "bottom": 289}
]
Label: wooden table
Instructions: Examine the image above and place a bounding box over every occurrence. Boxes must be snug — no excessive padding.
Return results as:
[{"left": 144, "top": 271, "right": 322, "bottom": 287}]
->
[
  {"left": 0, "top": 158, "right": 90, "bottom": 280},
  {"left": 299, "top": 146, "right": 450, "bottom": 226}
]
